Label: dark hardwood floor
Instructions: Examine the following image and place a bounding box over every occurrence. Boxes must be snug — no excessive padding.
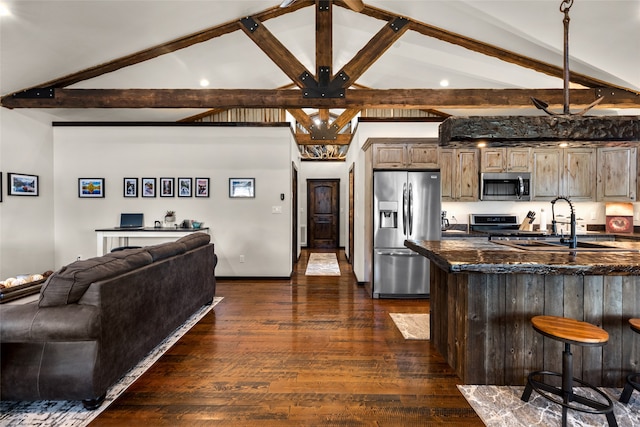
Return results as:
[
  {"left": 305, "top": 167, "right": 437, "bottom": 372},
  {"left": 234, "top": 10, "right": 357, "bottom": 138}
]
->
[{"left": 90, "top": 249, "right": 483, "bottom": 426}]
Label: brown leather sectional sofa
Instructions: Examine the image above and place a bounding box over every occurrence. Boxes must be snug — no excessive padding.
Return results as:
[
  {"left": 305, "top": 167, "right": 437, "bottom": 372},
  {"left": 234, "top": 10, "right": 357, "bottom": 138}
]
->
[{"left": 0, "top": 232, "right": 216, "bottom": 409}]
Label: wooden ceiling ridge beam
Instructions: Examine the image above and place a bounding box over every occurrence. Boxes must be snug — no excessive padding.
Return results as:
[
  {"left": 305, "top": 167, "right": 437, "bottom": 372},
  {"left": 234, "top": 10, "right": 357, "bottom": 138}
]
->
[
  {"left": 4, "top": 88, "right": 636, "bottom": 109},
  {"left": 1, "top": 2, "right": 314, "bottom": 99},
  {"left": 358, "top": 4, "right": 640, "bottom": 97}
]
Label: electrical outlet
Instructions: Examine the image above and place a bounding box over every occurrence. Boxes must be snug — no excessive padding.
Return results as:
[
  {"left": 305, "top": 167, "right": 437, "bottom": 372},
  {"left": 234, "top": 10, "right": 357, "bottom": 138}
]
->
[
  {"left": 590, "top": 210, "right": 597, "bottom": 220},
  {"left": 272, "top": 206, "right": 282, "bottom": 214},
  {"left": 239, "top": 255, "right": 245, "bottom": 263}
]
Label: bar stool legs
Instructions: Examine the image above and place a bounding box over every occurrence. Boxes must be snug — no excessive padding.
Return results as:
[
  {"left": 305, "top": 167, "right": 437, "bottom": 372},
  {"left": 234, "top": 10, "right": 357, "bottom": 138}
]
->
[
  {"left": 520, "top": 315, "right": 617, "bottom": 427},
  {"left": 619, "top": 318, "right": 640, "bottom": 404},
  {"left": 619, "top": 373, "right": 640, "bottom": 404}
]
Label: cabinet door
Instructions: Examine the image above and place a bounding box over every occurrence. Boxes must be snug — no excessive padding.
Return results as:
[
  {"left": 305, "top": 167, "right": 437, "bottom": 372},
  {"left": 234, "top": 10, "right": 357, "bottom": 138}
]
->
[
  {"left": 456, "top": 149, "right": 479, "bottom": 201},
  {"left": 480, "top": 148, "right": 505, "bottom": 172},
  {"left": 597, "top": 147, "right": 637, "bottom": 201},
  {"left": 565, "top": 148, "right": 596, "bottom": 201},
  {"left": 373, "top": 144, "right": 405, "bottom": 169},
  {"left": 506, "top": 148, "right": 530, "bottom": 172},
  {"left": 439, "top": 149, "right": 455, "bottom": 201},
  {"left": 407, "top": 144, "right": 439, "bottom": 168},
  {"left": 531, "top": 149, "right": 562, "bottom": 200}
]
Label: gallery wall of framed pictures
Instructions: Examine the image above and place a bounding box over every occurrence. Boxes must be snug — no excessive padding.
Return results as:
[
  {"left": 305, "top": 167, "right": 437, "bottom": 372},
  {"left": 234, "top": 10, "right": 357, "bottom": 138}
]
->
[{"left": 119, "top": 176, "right": 210, "bottom": 198}]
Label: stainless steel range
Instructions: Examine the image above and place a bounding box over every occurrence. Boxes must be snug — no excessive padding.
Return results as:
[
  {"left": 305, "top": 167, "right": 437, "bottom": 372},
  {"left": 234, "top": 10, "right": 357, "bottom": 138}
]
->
[{"left": 469, "top": 214, "right": 519, "bottom": 233}]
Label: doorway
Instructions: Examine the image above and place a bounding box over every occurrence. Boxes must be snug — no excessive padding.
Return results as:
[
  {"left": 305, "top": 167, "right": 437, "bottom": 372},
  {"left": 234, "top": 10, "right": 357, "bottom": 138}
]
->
[
  {"left": 307, "top": 179, "right": 340, "bottom": 249},
  {"left": 292, "top": 163, "right": 299, "bottom": 265}
]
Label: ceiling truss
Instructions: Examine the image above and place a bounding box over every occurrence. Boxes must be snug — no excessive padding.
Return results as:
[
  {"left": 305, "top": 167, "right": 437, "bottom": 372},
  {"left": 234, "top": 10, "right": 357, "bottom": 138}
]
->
[{"left": 2, "top": 0, "right": 638, "bottom": 151}]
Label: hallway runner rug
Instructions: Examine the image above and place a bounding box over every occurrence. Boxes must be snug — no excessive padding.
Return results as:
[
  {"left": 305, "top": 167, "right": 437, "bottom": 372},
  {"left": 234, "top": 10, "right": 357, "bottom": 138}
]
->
[
  {"left": 389, "top": 313, "right": 430, "bottom": 340},
  {"left": 459, "top": 385, "right": 640, "bottom": 426},
  {"left": 0, "top": 297, "right": 224, "bottom": 427},
  {"left": 305, "top": 253, "right": 340, "bottom": 276}
]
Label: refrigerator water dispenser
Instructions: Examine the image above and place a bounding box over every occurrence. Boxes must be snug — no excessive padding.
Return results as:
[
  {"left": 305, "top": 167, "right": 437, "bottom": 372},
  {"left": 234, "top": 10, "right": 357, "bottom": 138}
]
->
[{"left": 378, "top": 201, "right": 398, "bottom": 228}]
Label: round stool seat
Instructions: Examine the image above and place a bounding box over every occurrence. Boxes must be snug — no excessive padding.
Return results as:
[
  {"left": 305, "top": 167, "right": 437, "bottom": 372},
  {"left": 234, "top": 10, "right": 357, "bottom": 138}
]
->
[
  {"left": 531, "top": 315, "right": 609, "bottom": 346},
  {"left": 522, "top": 315, "right": 617, "bottom": 427},
  {"left": 629, "top": 318, "right": 640, "bottom": 334}
]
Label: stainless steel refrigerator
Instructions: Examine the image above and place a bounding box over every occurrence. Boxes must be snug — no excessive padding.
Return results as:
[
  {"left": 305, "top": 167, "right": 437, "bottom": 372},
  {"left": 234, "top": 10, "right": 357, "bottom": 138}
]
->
[{"left": 373, "top": 170, "right": 441, "bottom": 298}]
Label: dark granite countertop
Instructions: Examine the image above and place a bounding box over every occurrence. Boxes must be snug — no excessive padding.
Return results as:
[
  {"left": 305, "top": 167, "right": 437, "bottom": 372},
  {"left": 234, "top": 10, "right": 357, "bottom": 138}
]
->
[{"left": 405, "top": 239, "right": 640, "bottom": 275}]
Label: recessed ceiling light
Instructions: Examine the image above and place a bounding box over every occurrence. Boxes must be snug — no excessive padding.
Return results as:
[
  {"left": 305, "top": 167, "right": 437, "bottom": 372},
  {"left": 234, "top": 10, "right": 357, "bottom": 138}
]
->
[
  {"left": 439, "top": 79, "right": 449, "bottom": 87},
  {"left": 199, "top": 79, "right": 210, "bottom": 87},
  {"left": 0, "top": 4, "right": 11, "bottom": 17}
]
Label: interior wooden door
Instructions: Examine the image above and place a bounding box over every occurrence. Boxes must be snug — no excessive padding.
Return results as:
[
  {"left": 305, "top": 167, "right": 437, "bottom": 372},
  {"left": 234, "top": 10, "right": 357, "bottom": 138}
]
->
[{"left": 307, "top": 179, "right": 339, "bottom": 249}]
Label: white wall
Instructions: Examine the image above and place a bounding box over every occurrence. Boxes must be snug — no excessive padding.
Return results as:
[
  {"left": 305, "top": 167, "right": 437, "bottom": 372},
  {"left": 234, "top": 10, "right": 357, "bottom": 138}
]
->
[
  {"left": 0, "top": 109, "right": 55, "bottom": 279},
  {"left": 299, "top": 161, "right": 349, "bottom": 248},
  {"left": 52, "top": 125, "right": 295, "bottom": 277}
]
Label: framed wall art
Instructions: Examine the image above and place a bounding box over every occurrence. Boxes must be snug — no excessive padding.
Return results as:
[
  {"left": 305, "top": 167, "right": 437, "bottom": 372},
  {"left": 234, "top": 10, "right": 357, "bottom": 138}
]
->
[
  {"left": 8, "top": 172, "right": 39, "bottom": 196},
  {"left": 178, "top": 177, "right": 192, "bottom": 197},
  {"left": 229, "top": 178, "right": 254, "bottom": 198},
  {"left": 160, "top": 177, "right": 175, "bottom": 197},
  {"left": 123, "top": 177, "right": 138, "bottom": 197},
  {"left": 78, "top": 178, "right": 104, "bottom": 198},
  {"left": 195, "top": 177, "right": 210, "bottom": 198},
  {"left": 142, "top": 178, "right": 156, "bottom": 198}
]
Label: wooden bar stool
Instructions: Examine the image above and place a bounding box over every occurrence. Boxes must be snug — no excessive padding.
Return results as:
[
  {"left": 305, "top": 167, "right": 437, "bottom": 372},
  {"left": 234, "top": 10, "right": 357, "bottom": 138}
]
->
[
  {"left": 619, "top": 318, "right": 640, "bottom": 404},
  {"left": 521, "top": 315, "right": 617, "bottom": 427}
]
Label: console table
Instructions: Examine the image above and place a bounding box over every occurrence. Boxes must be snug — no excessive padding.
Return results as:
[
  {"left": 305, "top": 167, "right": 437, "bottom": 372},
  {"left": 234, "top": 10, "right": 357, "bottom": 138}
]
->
[{"left": 95, "top": 227, "right": 210, "bottom": 255}]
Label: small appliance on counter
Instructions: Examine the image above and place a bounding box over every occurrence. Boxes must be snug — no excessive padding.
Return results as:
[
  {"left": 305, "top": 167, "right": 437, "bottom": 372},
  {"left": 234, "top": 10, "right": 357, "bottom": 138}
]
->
[{"left": 605, "top": 202, "right": 634, "bottom": 234}]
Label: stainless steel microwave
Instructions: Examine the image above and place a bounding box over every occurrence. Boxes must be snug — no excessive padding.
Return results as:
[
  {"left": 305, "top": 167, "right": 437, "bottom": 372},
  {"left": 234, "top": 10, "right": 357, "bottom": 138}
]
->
[{"left": 480, "top": 172, "right": 531, "bottom": 201}]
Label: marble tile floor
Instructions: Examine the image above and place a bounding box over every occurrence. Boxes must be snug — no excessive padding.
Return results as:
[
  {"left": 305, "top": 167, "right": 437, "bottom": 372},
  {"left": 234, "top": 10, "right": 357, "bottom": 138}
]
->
[
  {"left": 0, "top": 297, "right": 224, "bottom": 427},
  {"left": 304, "top": 252, "right": 341, "bottom": 276},
  {"left": 459, "top": 384, "right": 640, "bottom": 426},
  {"left": 389, "top": 313, "right": 430, "bottom": 340}
]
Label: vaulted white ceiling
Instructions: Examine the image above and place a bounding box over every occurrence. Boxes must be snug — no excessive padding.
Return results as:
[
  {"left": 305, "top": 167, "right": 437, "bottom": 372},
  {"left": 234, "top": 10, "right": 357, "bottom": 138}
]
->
[{"left": 1, "top": 0, "right": 638, "bottom": 121}]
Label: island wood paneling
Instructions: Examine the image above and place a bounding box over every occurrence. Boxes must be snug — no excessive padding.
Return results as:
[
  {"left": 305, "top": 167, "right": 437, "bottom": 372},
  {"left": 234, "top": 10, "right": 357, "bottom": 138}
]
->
[{"left": 430, "top": 263, "right": 640, "bottom": 387}]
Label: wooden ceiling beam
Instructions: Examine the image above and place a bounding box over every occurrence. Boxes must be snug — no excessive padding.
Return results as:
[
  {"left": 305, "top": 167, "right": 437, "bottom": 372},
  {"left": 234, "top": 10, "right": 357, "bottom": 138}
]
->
[
  {"left": 357, "top": 4, "right": 638, "bottom": 95},
  {"left": 333, "top": 109, "right": 361, "bottom": 131},
  {"left": 240, "top": 16, "right": 314, "bottom": 89},
  {"left": 295, "top": 133, "right": 352, "bottom": 145},
  {"left": 4, "top": 2, "right": 315, "bottom": 96},
  {"left": 4, "top": 88, "right": 637, "bottom": 109},
  {"left": 336, "top": 16, "right": 410, "bottom": 87},
  {"left": 288, "top": 108, "right": 315, "bottom": 132},
  {"left": 316, "top": 1, "right": 332, "bottom": 76}
]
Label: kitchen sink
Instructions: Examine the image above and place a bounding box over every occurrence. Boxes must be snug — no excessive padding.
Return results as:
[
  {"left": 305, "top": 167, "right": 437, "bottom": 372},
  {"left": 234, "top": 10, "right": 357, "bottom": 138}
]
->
[{"left": 492, "top": 239, "right": 639, "bottom": 252}]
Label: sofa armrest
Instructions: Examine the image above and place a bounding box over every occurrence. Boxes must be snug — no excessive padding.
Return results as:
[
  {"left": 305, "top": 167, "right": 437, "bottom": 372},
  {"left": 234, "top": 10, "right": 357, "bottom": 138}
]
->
[{"left": 0, "top": 302, "right": 100, "bottom": 342}]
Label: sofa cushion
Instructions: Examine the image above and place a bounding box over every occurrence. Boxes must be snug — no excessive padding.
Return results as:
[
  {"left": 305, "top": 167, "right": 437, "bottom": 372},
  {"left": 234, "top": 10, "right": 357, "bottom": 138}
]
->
[
  {"left": 39, "top": 251, "right": 153, "bottom": 307},
  {"left": 145, "top": 242, "right": 187, "bottom": 262},
  {"left": 176, "top": 232, "right": 210, "bottom": 251}
]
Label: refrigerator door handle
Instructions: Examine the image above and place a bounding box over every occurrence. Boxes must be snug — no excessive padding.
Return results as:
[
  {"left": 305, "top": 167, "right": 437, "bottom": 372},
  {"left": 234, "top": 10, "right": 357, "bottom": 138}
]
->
[
  {"left": 408, "top": 182, "right": 413, "bottom": 236},
  {"left": 402, "top": 183, "right": 408, "bottom": 236}
]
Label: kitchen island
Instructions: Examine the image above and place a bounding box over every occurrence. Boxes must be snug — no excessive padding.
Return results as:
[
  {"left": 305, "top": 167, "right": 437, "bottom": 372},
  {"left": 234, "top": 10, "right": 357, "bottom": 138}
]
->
[{"left": 405, "top": 238, "right": 640, "bottom": 387}]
